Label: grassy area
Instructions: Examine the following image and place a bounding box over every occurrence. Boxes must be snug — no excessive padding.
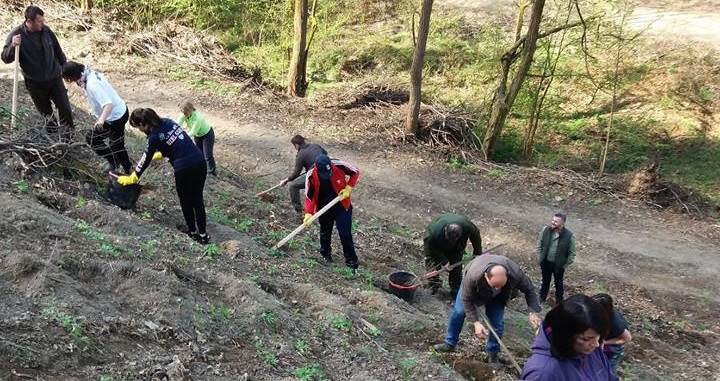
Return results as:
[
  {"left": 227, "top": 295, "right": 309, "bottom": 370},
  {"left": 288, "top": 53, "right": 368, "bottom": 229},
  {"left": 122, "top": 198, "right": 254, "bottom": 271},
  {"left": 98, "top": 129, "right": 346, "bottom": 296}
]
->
[{"left": 99, "top": 0, "right": 720, "bottom": 203}]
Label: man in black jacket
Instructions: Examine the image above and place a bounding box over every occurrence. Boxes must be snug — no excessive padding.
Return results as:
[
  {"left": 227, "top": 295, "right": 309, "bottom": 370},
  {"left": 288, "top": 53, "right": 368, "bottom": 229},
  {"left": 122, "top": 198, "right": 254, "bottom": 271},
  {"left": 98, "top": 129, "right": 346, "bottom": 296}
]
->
[
  {"left": 2, "top": 6, "right": 74, "bottom": 131},
  {"left": 279, "top": 134, "right": 327, "bottom": 213}
]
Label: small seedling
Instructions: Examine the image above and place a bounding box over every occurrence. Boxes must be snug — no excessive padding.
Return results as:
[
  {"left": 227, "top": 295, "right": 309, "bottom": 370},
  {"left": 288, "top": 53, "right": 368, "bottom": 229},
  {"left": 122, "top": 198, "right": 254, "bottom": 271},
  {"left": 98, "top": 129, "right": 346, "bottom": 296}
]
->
[
  {"left": 204, "top": 243, "right": 221, "bottom": 259},
  {"left": 332, "top": 266, "right": 356, "bottom": 279},
  {"left": 76, "top": 196, "right": 86, "bottom": 208},
  {"left": 295, "top": 338, "right": 311, "bottom": 355},
  {"left": 330, "top": 316, "right": 351, "bottom": 331},
  {"left": 208, "top": 302, "right": 233, "bottom": 322},
  {"left": 259, "top": 350, "right": 278, "bottom": 365},
  {"left": 267, "top": 264, "right": 279, "bottom": 275},
  {"left": 98, "top": 376, "right": 113, "bottom": 381},
  {"left": 261, "top": 311, "right": 278, "bottom": 326},
  {"left": 14, "top": 180, "right": 29, "bottom": 193},
  {"left": 398, "top": 357, "right": 417, "bottom": 379},
  {"left": 294, "top": 365, "right": 324, "bottom": 380},
  {"left": 142, "top": 211, "right": 153, "bottom": 220},
  {"left": 267, "top": 248, "right": 285, "bottom": 258}
]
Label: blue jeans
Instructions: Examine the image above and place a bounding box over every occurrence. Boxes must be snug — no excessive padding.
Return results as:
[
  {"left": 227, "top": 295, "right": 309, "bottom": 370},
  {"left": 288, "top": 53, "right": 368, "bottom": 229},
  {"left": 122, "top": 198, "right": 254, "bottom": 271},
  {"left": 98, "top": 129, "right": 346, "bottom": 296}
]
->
[
  {"left": 604, "top": 343, "right": 625, "bottom": 372},
  {"left": 444, "top": 284, "right": 505, "bottom": 354}
]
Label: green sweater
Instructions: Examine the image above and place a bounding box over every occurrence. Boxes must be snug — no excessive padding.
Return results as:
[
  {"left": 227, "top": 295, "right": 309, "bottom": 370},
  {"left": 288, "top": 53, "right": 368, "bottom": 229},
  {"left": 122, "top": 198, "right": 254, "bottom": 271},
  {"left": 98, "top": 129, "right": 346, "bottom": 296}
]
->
[
  {"left": 177, "top": 111, "right": 212, "bottom": 138},
  {"left": 424, "top": 214, "right": 482, "bottom": 264}
]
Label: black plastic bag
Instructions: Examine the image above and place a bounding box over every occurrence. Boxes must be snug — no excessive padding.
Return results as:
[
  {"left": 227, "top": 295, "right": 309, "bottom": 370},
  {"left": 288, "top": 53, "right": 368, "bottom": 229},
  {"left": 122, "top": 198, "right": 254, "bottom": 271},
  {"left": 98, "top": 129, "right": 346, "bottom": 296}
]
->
[{"left": 106, "top": 179, "right": 142, "bottom": 209}]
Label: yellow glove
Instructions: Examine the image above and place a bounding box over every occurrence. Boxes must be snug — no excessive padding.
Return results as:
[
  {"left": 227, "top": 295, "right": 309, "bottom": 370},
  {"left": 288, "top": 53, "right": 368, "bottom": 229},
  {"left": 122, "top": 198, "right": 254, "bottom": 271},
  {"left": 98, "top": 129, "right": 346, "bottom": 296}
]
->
[
  {"left": 152, "top": 152, "right": 163, "bottom": 161},
  {"left": 117, "top": 172, "right": 139, "bottom": 186},
  {"left": 338, "top": 185, "right": 353, "bottom": 200},
  {"left": 303, "top": 213, "right": 313, "bottom": 227}
]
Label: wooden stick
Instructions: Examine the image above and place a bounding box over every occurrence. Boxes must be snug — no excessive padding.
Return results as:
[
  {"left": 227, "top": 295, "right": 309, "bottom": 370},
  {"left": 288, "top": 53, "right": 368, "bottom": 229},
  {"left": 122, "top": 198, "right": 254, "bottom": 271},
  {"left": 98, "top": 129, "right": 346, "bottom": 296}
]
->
[
  {"left": 255, "top": 182, "right": 283, "bottom": 197},
  {"left": 11, "top": 45, "right": 20, "bottom": 129},
  {"left": 481, "top": 314, "right": 523, "bottom": 375},
  {"left": 274, "top": 195, "right": 343, "bottom": 249}
]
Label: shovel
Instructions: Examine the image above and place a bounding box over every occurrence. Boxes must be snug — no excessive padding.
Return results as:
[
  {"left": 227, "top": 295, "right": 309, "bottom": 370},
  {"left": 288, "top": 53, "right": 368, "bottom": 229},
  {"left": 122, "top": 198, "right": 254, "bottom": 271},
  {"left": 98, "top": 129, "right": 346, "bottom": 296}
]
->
[
  {"left": 274, "top": 195, "right": 343, "bottom": 249},
  {"left": 255, "top": 182, "right": 284, "bottom": 197},
  {"left": 481, "top": 314, "right": 523, "bottom": 375},
  {"left": 417, "top": 243, "right": 506, "bottom": 284},
  {"left": 11, "top": 44, "right": 20, "bottom": 129}
]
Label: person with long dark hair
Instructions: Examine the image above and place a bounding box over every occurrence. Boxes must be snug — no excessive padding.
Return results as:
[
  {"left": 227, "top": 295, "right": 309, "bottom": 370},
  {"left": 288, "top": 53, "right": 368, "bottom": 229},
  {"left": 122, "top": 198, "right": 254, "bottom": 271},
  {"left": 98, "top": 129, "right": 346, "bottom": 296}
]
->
[
  {"left": 117, "top": 108, "right": 210, "bottom": 244},
  {"left": 521, "top": 294, "right": 618, "bottom": 381}
]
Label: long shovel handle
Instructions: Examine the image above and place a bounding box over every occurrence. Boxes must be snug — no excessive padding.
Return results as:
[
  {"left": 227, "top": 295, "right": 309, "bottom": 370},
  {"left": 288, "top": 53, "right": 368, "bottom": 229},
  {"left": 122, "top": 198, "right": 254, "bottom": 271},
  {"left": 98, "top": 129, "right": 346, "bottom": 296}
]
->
[
  {"left": 446, "top": 243, "right": 506, "bottom": 271},
  {"left": 274, "top": 195, "right": 343, "bottom": 249},
  {"left": 481, "top": 314, "right": 523, "bottom": 375},
  {"left": 11, "top": 45, "right": 20, "bottom": 129},
  {"left": 256, "top": 182, "right": 284, "bottom": 197}
]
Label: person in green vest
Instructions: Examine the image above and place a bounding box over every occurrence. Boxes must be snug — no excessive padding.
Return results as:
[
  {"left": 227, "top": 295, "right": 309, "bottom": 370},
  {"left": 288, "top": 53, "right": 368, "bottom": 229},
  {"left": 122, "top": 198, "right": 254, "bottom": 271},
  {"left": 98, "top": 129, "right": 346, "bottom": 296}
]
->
[
  {"left": 178, "top": 101, "right": 216, "bottom": 176},
  {"left": 537, "top": 212, "right": 576, "bottom": 304},
  {"left": 424, "top": 214, "right": 482, "bottom": 299}
]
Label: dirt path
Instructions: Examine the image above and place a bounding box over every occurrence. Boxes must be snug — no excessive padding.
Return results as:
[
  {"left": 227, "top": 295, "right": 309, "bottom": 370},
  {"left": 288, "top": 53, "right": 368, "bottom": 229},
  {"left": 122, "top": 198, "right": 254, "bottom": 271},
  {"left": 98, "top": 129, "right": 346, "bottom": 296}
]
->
[
  {"left": 438, "top": 0, "right": 720, "bottom": 48},
  {"left": 105, "top": 73, "right": 720, "bottom": 307}
]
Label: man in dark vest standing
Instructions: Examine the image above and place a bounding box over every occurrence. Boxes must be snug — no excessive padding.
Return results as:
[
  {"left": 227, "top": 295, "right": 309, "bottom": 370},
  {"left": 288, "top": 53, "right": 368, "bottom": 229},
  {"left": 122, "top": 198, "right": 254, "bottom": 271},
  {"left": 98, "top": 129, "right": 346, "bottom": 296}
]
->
[{"left": 537, "top": 212, "right": 576, "bottom": 304}]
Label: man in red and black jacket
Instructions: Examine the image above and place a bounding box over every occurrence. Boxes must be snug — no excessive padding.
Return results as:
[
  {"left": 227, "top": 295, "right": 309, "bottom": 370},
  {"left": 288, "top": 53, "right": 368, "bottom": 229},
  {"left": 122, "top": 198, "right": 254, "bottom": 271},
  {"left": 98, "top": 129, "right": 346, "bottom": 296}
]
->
[{"left": 303, "top": 154, "right": 360, "bottom": 273}]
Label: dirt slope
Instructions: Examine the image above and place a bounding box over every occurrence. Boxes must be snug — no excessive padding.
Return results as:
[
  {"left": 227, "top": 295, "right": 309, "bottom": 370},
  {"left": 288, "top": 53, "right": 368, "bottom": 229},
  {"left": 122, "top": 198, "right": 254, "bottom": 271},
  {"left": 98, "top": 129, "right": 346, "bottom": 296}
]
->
[{"left": 1, "top": 1, "right": 719, "bottom": 381}]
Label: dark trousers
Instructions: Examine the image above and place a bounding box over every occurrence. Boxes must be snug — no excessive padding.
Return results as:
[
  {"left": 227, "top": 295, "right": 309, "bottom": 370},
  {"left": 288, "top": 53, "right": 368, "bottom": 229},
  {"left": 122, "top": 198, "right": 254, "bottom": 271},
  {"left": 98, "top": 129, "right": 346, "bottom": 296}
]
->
[
  {"left": 425, "top": 251, "right": 463, "bottom": 297},
  {"left": 24, "top": 77, "right": 74, "bottom": 129},
  {"left": 175, "top": 163, "right": 208, "bottom": 235},
  {"left": 193, "top": 128, "right": 216, "bottom": 174},
  {"left": 288, "top": 176, "right": 305, "bottom": 212},
  {"left": 319, "top": 204, "right": 358, "bottom": 269},
  {"left": 86, "top": 108, "right": 131, "bottom": 172},
  {"left": 539, "top": 259, "right": 565, "bottom": 302}
]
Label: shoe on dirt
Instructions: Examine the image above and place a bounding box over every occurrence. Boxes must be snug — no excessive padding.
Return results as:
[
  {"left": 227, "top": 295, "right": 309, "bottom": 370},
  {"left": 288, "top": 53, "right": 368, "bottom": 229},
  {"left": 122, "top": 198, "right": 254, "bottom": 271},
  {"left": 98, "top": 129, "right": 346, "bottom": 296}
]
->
[
  {"left": 193, "top": 234, "right": 210, "bottom": 245},
  {"left": 433, "top": 343, "right": 455, "bottom": 353},
  {"left": 321, "top": 254, "right": 333, "bottom": 263}
]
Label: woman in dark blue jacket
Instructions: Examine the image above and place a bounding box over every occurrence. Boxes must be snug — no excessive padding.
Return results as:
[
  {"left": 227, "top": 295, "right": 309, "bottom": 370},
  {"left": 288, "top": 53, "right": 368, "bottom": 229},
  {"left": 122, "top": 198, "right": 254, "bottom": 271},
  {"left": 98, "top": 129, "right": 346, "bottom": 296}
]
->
[{"left": 117, "top": 108, "right": 210, "bottom": 244}]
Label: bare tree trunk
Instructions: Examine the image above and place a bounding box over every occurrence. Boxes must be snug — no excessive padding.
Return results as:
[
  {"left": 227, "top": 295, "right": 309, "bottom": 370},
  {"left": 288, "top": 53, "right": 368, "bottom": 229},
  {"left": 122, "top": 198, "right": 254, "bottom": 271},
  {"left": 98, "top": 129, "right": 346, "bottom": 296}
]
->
[
  {"left": 287, "top": 0, "right": 309, "bottom": 97},
  {"left": 483, "top": 0, "right": 546, "bottom": 160},
  {"left": 404, "top": 0, "right": 434, "bottom": 136},
  {"left": 599, "top": 11, "right": 628, "bottom": 176}
]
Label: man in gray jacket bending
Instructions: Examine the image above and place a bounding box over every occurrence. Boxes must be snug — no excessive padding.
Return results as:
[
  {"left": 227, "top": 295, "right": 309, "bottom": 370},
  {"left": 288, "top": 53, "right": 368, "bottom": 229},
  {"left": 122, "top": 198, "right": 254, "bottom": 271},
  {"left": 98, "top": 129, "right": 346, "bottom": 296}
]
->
[
  {"left": 279, "top": 134, "right": 327, "bottom": 213},
  {"left": 433, "top": 254, "right": 542, "bottom": 366}
]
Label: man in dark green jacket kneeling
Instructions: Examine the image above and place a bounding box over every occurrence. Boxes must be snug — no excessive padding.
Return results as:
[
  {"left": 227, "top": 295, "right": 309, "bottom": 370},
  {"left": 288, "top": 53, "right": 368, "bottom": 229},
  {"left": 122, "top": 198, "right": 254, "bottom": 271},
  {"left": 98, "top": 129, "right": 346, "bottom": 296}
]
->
[{"left": 424, "top": 214, "right": 482, "bottom": 299}]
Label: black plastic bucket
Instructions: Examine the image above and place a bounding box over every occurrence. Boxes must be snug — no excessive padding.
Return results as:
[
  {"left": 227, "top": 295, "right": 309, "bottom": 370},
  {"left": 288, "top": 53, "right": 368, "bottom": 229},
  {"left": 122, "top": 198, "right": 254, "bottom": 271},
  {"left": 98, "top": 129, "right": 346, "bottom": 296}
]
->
[
  {"left": 388, "top": 271, "right": 419, "bottom": 302},
  {"left": 106, "top": 179, "right": 142, "bottom": 209}
]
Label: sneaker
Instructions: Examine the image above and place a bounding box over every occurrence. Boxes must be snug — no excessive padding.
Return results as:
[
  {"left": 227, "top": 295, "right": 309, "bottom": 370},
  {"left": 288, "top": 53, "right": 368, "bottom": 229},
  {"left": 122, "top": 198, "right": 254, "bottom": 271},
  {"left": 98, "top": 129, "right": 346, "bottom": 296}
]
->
[
  {"left": 193, "top": 233, "right": 210, "bottom": 245},
  {"left": 209, "top": 169, "right": 217, "bottom": 176},
  {"left": 433, "top": 343, "right": 455, "bottom": 353},
  {"left": 321, "top": 254, "right": 333, "bottom": 263}
]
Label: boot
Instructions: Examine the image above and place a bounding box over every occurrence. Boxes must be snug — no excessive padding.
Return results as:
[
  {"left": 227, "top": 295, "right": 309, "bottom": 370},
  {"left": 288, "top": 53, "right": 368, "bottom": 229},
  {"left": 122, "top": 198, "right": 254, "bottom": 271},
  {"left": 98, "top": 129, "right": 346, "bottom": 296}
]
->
[{"left": 433, "top": 343, "right": 455, "bottom": 353}]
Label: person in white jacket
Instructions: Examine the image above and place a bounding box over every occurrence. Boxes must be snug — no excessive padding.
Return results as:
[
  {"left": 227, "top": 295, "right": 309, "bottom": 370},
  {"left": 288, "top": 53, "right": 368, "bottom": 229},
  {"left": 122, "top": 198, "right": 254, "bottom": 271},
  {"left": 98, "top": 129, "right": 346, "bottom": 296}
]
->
[{"left": 62, "top": 61, "right": 132, "bottom": 174}]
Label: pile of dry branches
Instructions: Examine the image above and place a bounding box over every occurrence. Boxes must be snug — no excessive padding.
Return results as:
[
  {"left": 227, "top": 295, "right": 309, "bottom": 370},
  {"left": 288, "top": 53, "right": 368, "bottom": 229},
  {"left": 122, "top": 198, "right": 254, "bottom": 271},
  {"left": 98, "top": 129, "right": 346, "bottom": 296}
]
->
[
  {"left": 124, "top": 22, "right": 261, "bottom": 85},
  {"left": 0, "top": 125, "right": 88, "bottom": 172}
]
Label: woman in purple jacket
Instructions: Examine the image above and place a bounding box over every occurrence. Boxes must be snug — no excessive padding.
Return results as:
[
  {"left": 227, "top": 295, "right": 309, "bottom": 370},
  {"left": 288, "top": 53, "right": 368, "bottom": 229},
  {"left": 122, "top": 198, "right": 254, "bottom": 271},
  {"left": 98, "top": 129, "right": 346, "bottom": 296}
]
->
[{"left": 521, "top": 294, "right": 618, "bottom": 381}]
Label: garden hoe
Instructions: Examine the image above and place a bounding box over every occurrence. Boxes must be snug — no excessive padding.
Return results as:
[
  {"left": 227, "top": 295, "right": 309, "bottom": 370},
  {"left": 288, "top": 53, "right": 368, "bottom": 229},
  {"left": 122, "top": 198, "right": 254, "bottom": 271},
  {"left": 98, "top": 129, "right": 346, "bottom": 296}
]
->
[
  {"left": 413, "top": 243, "right": 506, "bottom": 287},
  {"left": 274, "top": 195, "right": 343, "bottom": 249}
]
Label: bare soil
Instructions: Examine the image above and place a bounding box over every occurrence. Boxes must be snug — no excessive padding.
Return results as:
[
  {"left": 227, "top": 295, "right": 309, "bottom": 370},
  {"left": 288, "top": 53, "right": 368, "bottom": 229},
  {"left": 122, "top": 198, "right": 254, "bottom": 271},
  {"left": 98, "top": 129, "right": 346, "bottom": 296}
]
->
[{"left": 1, "top": 1, "right": 719, "bottom": 381}]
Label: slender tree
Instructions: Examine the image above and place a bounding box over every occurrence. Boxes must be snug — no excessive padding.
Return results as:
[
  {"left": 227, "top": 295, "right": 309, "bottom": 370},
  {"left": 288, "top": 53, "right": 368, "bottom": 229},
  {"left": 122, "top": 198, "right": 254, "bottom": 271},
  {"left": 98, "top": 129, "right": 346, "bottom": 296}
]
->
[
  {"left": 482, "top": 0, "right": 546, "bottom": 160},
  {"left": 404, "top": 0, "right": 434, "bottom": 136},
  {"left": 287, "top": 0, "right": 309, "bottom": 97}
]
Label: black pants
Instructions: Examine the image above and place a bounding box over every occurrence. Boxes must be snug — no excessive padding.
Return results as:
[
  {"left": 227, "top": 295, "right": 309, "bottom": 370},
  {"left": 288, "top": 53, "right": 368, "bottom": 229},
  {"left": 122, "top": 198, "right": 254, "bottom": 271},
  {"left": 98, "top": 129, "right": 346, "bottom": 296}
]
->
[
  {"left": 193, "top": 128, "right": 216, "bottom": 174},
  {"left": 175, "top": 163, "right": 208, "bottom": 235},
  {"left": 24, "top": 77, "right": 74, "bottom": 129},
  {"left": 319, "top": 204, "right": 358, "bottom": 269},
  {"left": 86, "top": 108, "right": 131, "bottom": 172},
  {"left": 425, "top": 250, "right": 463, "bottom": 297},
  {"left": 539, "top": 259, "right": 565, "bottom": 302}
]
